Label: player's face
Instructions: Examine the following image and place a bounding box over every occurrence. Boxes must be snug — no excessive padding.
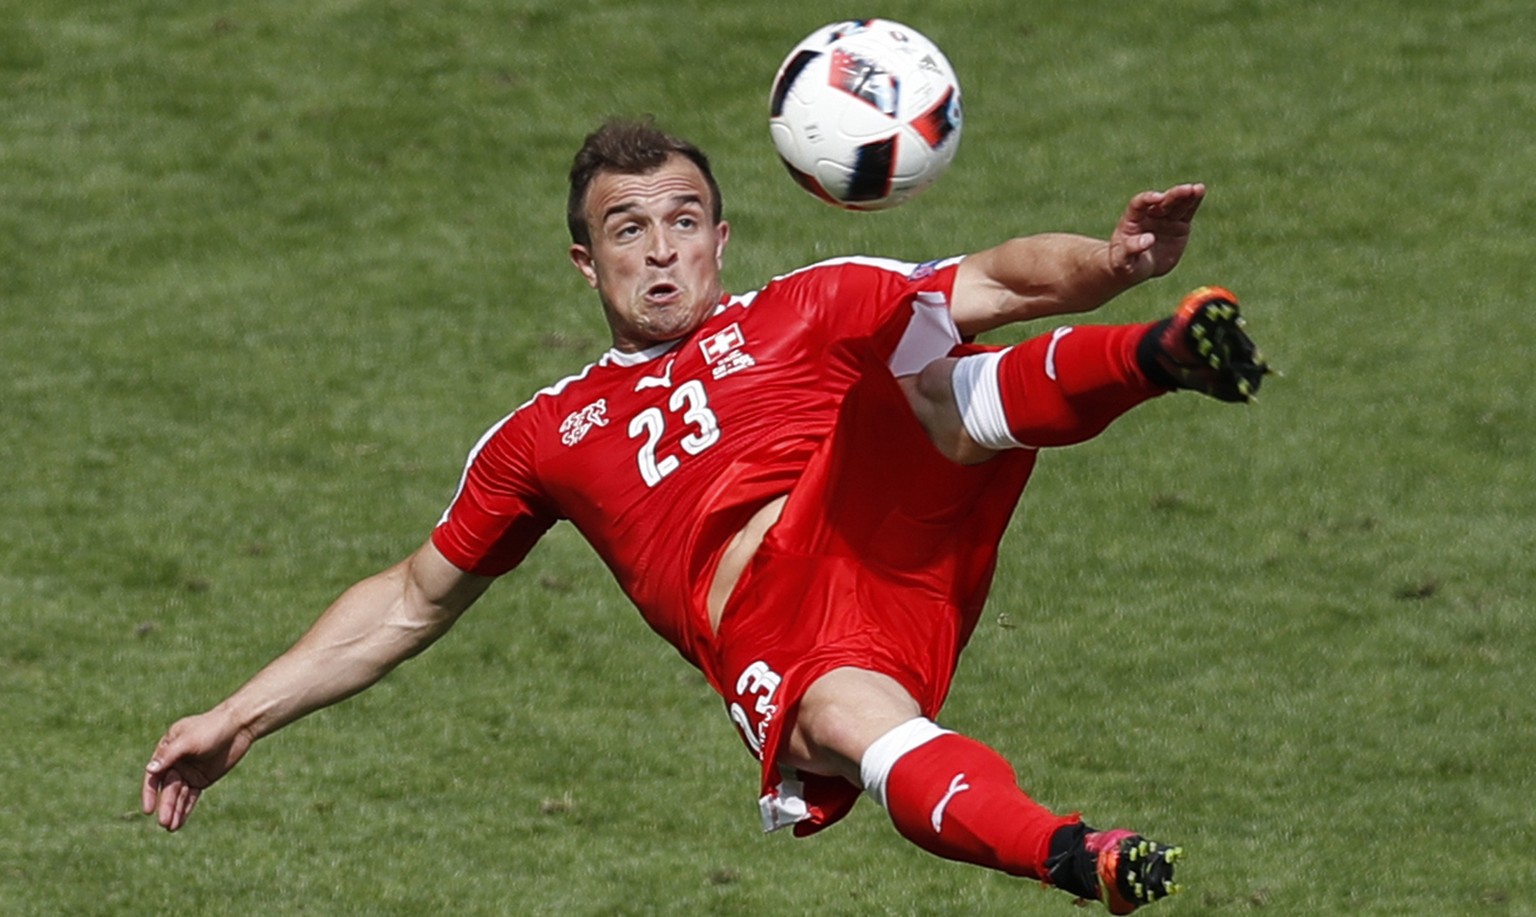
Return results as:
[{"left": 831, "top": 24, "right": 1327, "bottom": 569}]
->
[{"left": 570, "top": 155, "right": 730, "bottom": 353}]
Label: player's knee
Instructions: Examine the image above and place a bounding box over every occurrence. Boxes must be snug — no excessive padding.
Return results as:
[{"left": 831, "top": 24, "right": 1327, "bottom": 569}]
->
[
  {"left": 790, "top": 697, "right": 861, "bottom": 769},
  {"left": 787, "top": 669, "right": 923, "bottom": 783},
  {"left": 899, "top": 360, "right": 999, "bottom": 466}
]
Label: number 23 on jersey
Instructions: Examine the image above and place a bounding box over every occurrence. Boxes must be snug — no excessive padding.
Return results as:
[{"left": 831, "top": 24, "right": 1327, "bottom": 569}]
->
[{"left": 626, "top": 379, "right": 720, "bottom": 487}]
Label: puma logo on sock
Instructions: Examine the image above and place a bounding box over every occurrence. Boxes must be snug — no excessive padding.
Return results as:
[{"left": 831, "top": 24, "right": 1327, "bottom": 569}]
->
[{"left": 930, "top": 772, "right": 971, "bottom": 833}]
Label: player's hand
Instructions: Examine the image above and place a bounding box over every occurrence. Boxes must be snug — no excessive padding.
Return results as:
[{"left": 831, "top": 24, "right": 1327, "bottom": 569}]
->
[
  {"left": 141, "top": 709, "right": 254, "bottom": 832},
  {"left": 1108, "top": 183, "right": 1205, "bottom": 283}
]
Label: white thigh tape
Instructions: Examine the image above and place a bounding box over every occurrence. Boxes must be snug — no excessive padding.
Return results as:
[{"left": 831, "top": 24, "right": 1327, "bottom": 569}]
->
[
  {"left": 859, "top": 717, "right": 952, "bottom": 809},
  {"left": 951, "top": 349, "right": 1024, "bottom": 451}
]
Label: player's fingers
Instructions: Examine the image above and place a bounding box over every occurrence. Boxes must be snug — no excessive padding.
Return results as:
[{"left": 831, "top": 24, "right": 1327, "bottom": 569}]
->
[
  {"left": 140, "top": 768, "right": 162, "bottom": 815},
  {"left": 1159, "top": 183, "right": 1205, "bottom": 222},
  {"left": 154, "top": 775, "right": 176, "bottom": 829},
  {"left": 156, "top": 771, "right": 188, "bottom": 831},
  {"left": 1114, "top": 231, "right": 1155, "bottom": 263},
  {"left": 173, "top": 786, "right": 200, "bottom": 832},
  {"left": 1126, "top": 189, "right": 1166, "bottom": 219},
  {"left": 1115, "top": 193, "right": 1164, "bottom": 250},
  {"left": 1110, "top": 235, "right": 1156, "bottom": 280},
  {"left": 142, "top": 733, "right": 175, "bottom": 815}
]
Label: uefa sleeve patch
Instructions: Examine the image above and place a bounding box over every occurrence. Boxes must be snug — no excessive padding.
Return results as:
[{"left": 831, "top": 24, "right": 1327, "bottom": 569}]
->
[{"left": 908, "top": 259, "right": 944, "bottom": 281}]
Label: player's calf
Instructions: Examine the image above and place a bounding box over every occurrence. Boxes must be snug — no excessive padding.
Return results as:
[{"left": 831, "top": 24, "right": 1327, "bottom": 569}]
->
[{"left": 948, "top": 323, "right": 1164, "bottom": 452}]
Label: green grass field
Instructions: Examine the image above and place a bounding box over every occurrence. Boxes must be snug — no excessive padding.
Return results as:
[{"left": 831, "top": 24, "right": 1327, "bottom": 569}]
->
[{"left": 4, "top": 1, "right": 1534, "bottom": 913}]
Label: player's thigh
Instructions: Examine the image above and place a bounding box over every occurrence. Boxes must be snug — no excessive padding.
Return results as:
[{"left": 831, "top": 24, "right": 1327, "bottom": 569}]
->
[{"left": 782, "top": 667, "right": 922, "bottom": 784}]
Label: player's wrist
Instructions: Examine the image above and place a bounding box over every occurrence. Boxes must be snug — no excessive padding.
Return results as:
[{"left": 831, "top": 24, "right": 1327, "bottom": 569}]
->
[{"left": 213, "top": 690, "right": 288, "bottom": 743}]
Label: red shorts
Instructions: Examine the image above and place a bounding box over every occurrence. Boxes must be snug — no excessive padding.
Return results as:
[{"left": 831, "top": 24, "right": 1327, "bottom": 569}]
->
[{"left": 704, "top": 359, "right": 1036, "bottom": 836}]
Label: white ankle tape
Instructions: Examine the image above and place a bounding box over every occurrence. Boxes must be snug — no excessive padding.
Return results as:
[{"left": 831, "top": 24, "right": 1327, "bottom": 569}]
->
[
  {"left": 859, "top": 717, "right": 952, "bottom": 808},
  {"left": 951, "top": 349, "right": 1025, "bottom": 451}
]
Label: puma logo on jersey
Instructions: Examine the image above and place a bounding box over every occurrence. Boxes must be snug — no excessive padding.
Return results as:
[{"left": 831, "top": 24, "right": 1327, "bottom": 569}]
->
[
  {"left": 634, "top": 359, "right": 675, "bottom": 391},
  {"left": 930, "top": 772, "right": 970, "bottom": 833},
  {"left": 559, "top": 399, "right": 609, "bottom": 446}
]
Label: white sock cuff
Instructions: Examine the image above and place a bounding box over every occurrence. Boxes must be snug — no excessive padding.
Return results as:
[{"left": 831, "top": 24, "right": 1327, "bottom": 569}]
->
[
  {"left": 951, "top": 349, "right": 1025, "bottom": 451},
  {"left": 859, "top": 717, "right": 952, "bottom": 809}
]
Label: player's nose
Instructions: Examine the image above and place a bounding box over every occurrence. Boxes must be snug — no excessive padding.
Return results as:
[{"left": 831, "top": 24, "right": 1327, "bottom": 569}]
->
[{"left": 645, "top": 231, "right": 678, "bottom": 266}]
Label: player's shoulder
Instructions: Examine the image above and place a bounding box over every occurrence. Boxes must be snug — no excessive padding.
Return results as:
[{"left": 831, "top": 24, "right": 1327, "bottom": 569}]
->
[
  {"left": 741, "top": 254, "right": 964, "bottom": 300},
  {"left": 774, "top": 254, "right": 945, "bottom": 284},
  {"left": 478, "top": 345, "right": 662, "bottom": 442},
  {"left": 517, "top": 354, "right": 611, "bottom": 413},
  {"left": 726, "top": 255, "right": 966, "bottom": 330}
]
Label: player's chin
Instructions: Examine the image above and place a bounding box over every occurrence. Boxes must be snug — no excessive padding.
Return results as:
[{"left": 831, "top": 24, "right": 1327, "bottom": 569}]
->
[{"left": 638, "top": 304, "right": 707, "bottom": 342}]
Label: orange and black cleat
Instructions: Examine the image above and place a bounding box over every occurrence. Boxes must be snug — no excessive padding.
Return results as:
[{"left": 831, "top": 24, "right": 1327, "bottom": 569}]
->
[{"left": 1144, "top": 285, "right": 1271, "bottom": 403}]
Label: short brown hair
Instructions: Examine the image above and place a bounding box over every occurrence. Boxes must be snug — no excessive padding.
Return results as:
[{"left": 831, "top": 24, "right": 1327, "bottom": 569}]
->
[{"left": 566, "top": 118, "right": 723, "bottom": 247}]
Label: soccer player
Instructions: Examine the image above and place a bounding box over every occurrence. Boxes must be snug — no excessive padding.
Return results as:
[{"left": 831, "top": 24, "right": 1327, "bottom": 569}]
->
[{"left": 142, "top": 118, "right": 1267, "bottom": 913}]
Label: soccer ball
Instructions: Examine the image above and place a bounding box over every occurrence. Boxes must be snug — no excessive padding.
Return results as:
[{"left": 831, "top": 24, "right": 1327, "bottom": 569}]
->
[{"left": 769, "top": 20, "right": 963, "bottom": 211}]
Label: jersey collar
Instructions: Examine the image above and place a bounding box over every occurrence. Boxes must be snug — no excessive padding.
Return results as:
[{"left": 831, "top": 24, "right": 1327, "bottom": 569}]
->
[
  {"left": 604, "top": 293, "right": 735, "bottom": 366},
  {"left": 604, "top": 338, "right": 683, "bottom": 367}
]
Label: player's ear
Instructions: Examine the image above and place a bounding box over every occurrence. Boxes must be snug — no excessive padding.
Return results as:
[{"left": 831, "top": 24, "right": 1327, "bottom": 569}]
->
[
  {"left": 569, "top": 244, "right": 599, "bottom": 289},
  {"left": 714, "top": 222, "right": 730, "bottom": 269}
]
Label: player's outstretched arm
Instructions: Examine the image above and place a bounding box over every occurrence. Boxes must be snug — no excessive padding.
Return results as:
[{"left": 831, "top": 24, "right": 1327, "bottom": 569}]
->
[
  {"left": 141, "top": 540, "right": 494, "bottom": 831},
  {"left": 948, "top": 183, "right": 1206, "bottom": 336}
]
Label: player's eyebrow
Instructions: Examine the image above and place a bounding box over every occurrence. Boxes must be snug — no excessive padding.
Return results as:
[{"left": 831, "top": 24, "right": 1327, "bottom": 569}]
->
[{"left": 601, "top": 193, "right": 707, "bottom": 225}]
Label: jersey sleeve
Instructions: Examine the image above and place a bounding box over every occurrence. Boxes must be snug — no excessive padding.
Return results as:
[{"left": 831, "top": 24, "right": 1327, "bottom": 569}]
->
[
  {"left": 432, "top": 411, "right": 558, "bottom": 577},
  {"left": 790, "top": 255, "right": 965, "bottom": 341}
]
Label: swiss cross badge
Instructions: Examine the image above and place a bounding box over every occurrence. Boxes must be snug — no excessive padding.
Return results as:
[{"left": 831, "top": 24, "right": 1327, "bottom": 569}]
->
[
  {"left": 698, "top": 323, "right": 755, "bottom": 380},
  {"left": 699, "top": 323, "right": 745, "bottom": 363}
]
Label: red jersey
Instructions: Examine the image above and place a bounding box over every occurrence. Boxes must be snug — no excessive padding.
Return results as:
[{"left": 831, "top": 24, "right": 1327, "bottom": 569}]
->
[{"left": 432, "top": 256, "right": 965, "bottom": 669}]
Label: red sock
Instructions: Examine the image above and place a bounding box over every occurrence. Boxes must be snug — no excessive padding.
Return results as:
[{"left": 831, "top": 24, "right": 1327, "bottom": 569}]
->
[
  {"left": 997, "top": 322, "right": 1164, "bottom": 447},
  {"left": 881, "top": 732, "right": 1078, "bottom": 881}
]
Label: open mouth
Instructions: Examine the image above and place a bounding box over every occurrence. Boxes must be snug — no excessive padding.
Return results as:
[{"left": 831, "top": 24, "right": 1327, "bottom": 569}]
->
[{"left": 645, "top": 282, "right": 681, "bottom": 304}]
